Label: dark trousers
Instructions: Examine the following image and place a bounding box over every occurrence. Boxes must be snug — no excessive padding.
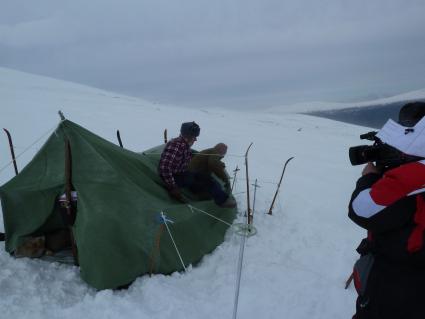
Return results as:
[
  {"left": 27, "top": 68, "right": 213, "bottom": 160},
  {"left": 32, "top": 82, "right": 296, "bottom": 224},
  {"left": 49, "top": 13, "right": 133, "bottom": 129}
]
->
[
  {"left": 354, "top": 257, "right": 425, "bottom": 319},
  {"left": 174, "top": 171, "right": 228, "bottom": 205}
]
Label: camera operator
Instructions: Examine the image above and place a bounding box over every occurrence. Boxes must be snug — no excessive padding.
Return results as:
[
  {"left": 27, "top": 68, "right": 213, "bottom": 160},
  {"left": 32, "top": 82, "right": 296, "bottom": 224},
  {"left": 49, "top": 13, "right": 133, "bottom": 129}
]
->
[{"left": 348, "top": 101, "right": 425, "bottom": 319}]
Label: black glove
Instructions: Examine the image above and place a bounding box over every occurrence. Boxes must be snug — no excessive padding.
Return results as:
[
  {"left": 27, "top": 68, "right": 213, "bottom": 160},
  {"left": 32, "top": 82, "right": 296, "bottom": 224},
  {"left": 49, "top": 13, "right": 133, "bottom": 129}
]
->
[{"left": 168, "top": 188, "right": 187, "bottom": 203}]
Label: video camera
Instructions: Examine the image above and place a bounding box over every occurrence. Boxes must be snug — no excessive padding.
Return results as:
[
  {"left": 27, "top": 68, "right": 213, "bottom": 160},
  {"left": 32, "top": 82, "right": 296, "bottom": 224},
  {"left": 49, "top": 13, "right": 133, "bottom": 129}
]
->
[{"left": 349, "top": 131, "right": 421, "bottom": 169}]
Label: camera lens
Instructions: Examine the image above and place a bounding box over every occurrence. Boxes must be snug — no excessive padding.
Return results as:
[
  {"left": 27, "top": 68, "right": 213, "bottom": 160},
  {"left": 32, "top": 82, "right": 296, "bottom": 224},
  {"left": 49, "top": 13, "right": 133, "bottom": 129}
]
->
[{"left": 349, "top": 145, "right": 370, "bottom": 166}]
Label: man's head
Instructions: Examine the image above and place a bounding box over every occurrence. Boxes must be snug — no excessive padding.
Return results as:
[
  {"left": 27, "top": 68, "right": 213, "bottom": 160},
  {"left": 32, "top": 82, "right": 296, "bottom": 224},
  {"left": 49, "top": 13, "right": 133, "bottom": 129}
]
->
[
  {"left": 398, "top": 101, "right": 425, "bottom": 127},
  {"left": 214, "top": 143, "right": 228, "bottom": 156},
  {"left": 180, "top": 121, "right": 200, "bottom": 146}
]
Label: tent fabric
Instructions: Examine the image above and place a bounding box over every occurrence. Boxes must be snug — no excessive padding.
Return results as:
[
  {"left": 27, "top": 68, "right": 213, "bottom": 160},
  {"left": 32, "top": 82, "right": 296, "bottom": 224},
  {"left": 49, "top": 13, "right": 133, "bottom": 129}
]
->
[{"left": 0, "top": 120, "right": 237, "bottom": 289}]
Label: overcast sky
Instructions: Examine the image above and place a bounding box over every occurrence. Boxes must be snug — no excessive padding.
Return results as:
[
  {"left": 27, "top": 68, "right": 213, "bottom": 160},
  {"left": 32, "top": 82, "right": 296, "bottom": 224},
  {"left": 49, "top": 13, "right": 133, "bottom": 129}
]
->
[{"left": 1, "top": 0, "right": 425, "bottom": 108}]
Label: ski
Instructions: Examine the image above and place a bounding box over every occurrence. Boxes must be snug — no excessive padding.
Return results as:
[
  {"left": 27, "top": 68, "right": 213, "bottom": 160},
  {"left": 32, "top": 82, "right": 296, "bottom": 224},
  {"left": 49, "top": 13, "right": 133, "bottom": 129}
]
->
[{"left": 268, "top": 156, "right": 294, "bottom": 215}]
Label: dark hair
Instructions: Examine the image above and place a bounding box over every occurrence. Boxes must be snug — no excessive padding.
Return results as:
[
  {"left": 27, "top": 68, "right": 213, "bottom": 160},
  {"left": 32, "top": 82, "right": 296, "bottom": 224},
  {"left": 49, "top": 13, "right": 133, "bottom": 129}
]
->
[
  {"left": 398, "top": 101, "right": 425, "bottom": 127},
  {"left": 180, "top": 121, "right": 200, "bottom": 137}
]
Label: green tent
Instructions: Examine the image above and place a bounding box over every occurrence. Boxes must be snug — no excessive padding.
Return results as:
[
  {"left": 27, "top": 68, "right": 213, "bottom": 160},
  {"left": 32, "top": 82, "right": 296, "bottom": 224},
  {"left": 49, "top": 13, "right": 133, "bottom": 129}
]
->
[{"left": 0, "top": 120, "right": 237, "bottom": 289}]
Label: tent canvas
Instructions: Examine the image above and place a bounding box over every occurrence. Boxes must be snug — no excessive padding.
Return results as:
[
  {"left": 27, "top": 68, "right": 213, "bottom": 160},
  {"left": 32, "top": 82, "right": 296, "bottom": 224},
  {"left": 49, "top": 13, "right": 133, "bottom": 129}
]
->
[{"left": 0, "top": 120, "right": 237, "bottom": 289}]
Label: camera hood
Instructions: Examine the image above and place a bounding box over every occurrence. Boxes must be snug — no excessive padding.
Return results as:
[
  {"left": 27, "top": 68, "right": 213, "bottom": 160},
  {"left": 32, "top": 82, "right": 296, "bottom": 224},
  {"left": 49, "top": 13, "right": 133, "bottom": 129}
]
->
[{"left": 376, "top": 117, "right": 425, "bottom": 158}]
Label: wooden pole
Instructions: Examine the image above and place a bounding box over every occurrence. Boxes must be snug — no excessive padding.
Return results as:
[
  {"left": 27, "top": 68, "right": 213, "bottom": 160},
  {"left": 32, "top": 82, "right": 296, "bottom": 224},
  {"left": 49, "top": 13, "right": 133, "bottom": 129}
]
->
[
  {"left": 64, "top": 139, "right": 79, "bottom": 265},
  {"left": 3, "top": 128, "right": 18, "bottom": 175},
  {"left": 116, "top": 130, "right": 123, "bottom": 148}
]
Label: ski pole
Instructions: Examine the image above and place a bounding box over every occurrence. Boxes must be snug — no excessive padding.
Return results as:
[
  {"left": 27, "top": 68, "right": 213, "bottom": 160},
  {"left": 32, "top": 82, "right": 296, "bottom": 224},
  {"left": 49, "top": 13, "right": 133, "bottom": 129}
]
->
[
  {"left": 231, "top": 165, "right": 240, "bottom": 192},
  {"left": 164, "top": 129, "right": 168, "bottom": 144},
  {"left": 345, "top": 272, "right": 354, "bottom": 289},
  {"left": 251, "top": 179, "right": 260, "bottom": 216}
]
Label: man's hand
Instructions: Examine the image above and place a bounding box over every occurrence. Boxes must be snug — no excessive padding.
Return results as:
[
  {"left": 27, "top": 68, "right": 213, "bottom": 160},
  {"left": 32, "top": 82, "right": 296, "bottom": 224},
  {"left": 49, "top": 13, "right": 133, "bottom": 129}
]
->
[
  {"left": 168, "top": 188, "right": 187, "bottom": 203},
  {"left": 362, "top": 162, "right": 380, "bottom": 176}
]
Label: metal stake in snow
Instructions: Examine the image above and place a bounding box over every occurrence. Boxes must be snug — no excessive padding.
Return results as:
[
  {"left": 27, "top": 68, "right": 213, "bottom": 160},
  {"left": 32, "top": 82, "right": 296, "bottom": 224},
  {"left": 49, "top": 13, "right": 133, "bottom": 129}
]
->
[
  {"left": 268, "top": 157, "right": 294, "bottom": 215},
  {"left": 231, "top": 165, "right": 240, "bottom": 193},
  {"left": 3, "top": 128, "right": 18, "bottom": 176},
  {"left": 251, "top": 179, "right": 260, "bottom": 216}
]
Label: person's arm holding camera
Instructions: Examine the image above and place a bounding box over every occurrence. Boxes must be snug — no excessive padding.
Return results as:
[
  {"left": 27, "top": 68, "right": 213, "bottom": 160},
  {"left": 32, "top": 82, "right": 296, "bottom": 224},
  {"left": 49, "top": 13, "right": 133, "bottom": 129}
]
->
[{"left": 349, "top": 161, "right": 423, "bottom": 233}]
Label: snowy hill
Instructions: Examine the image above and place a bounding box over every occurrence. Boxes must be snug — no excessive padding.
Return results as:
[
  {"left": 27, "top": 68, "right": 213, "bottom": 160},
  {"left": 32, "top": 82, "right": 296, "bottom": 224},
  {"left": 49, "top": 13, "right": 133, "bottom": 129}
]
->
[{"left": 0, "top": 67, "right": 368, "bottom": 319}]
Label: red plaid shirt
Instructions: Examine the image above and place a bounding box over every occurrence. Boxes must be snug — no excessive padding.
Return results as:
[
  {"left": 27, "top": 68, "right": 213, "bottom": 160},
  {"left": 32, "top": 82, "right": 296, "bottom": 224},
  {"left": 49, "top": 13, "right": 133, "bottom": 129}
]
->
[{"left": 159, "top": 136, "right": 192, "bottom": 189}]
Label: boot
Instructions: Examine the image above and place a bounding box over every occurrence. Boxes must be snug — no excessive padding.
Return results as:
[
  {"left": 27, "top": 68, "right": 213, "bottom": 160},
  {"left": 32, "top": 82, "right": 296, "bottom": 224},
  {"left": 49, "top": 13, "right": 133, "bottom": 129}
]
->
[{"left": 219, "top": 197, "right": 236, "bottom": 208}]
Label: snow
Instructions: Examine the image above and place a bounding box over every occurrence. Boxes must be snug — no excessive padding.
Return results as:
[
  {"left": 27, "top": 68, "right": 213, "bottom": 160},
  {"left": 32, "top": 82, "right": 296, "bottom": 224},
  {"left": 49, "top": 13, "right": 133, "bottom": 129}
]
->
[{"left": 0, "top": 67, "right": 373, "bottom": 318}]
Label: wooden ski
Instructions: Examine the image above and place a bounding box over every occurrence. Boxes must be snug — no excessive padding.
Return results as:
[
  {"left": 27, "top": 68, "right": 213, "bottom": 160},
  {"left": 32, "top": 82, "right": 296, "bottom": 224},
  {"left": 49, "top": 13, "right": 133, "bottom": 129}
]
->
[
  {"left": 244, "top": 143, "right": 253, "bottom": 224},
  {"left": 268, "top": 157, "right": 294, "bottom": 215}
]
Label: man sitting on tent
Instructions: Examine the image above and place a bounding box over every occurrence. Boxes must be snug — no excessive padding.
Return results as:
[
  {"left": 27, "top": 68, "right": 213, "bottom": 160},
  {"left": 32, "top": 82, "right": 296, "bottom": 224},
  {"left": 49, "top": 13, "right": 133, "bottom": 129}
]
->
[
  {"left": 188, "top": 143, "right": 231, "bottom": 192},
  {"left": 159, "top": 122, "right": 236, "bottom": 208}
]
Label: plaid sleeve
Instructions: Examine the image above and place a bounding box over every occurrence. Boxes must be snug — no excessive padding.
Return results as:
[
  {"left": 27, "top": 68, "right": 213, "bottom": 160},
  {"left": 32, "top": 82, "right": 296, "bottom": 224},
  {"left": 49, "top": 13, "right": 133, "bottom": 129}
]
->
[
  {"left": 159, "top": 140, "right": 182, "bottom": 189},
  {"left": 181, "top": 149, "right": 192, "bottom": 171}
]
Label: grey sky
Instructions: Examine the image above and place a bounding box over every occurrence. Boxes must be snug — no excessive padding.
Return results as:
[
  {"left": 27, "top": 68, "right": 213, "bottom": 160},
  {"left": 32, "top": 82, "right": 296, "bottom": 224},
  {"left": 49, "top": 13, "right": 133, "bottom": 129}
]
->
[{"left": 1, "top": 0, "right": 425, "bottom": 108}]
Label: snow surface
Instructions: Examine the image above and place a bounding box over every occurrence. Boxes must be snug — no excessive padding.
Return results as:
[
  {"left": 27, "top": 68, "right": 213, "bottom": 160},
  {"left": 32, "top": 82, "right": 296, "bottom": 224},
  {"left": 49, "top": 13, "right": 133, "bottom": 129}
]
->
[{"left": 0, "top": 67, "right": 371, "bottom": 318}]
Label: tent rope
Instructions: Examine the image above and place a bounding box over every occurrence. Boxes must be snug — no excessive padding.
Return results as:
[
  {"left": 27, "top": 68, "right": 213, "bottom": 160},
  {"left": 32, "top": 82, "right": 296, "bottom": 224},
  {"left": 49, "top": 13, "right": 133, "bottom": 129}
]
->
[
  {"left": 0, "top": 124, "right": 58, "bottom": 175},
  {"left": 143, "top": 152, "right": 245, "bottom": 158},
  {"left": 232, "top": 230, "right": 247, "bottom": 319},
  {"left": 160, "top": 212, "right": 187, "bottom": 272},
  {"left": 187, "top": 204, "right": 233, "bottom": 227}
]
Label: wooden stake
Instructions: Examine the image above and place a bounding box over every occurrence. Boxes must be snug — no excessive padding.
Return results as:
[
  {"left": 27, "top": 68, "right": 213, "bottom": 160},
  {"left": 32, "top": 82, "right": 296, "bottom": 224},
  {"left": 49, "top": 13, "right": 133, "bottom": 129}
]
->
[
  {"left": 3, "top": 128, "right": 18, "bottom": 175},
  {"left": 268, "top": 157, "right": 294, "bottom": 215},
  {"left": 116, "top": 130, "right": 123, "bottom": 148},
  {"left": 64, "top": 139, "right": 79, "bottom": 266}
]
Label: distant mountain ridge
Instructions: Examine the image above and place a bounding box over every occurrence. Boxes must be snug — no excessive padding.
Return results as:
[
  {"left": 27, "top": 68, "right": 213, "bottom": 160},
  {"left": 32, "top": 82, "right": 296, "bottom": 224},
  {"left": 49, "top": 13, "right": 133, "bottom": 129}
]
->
[
  {"left": 265, "top": 87, "right": 425, "bottom": 128},
  {"left": 268, "top": 88, "right": 425, "bottom": 114},
  {"left": 308, "top": 101, "right": 423, "bottom": 129}
]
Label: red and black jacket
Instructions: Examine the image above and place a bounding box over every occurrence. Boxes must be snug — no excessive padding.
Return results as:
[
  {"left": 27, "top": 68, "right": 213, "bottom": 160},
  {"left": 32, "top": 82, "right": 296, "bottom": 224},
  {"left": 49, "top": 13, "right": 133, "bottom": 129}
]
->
[{"left": 348, "top": 160, "right": 425, "bottom": 266}]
